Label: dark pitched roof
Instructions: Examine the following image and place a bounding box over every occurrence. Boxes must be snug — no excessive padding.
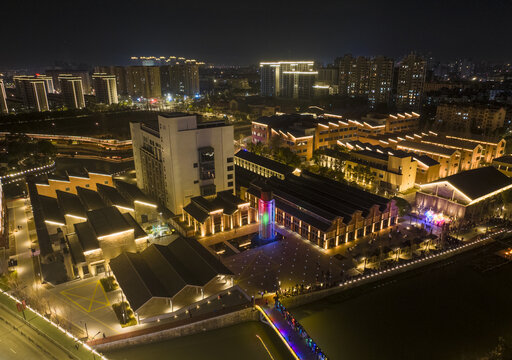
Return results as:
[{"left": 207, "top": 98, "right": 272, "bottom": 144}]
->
[
  {"left": 76, "top": 186, "right": 105, "bottom": 211},
  {"left": 249, "top": 171, "right": 390, "bottom": 227},
  {"left": 86, "top": 206, "right": 131, "bottom": 238},
  {"left": 115, "top": 180, "right": 155, "bottom": 206},
  {"left": 122, "top": 213, "right": 147, "bottom": 240},
  {"left": 38, "top": 195, "right": 65, "bottom": 225},
  {"left": 414, "top": 155, "right": 439, "bottom": 167},
  {"left": 434, "top": 166, "right": 512, "bottom": 200},
  {"left": 56, "top": 190, "right": 86, "bottom": 219},
  {"left": 493, "top": 155, "right": 512, "bottom": 165},
  {"left": 235, "top": 150, "right": 294, "bottom": 175},
  {"left": 183, "top": 202, "right": 209, "bottom": 223},
  {"left": 397, "top": 140, "right": 456, "bottom": 157},
  {"left": 110, "top": 238, "right": 233, "bottom": 312},
  {"left": 74, "top": 221, "right": 100, "bottom": 252},
  {"left": 67, "top": 233, "right": 86, "bottom": 264},
  {"left": 96, "top": 183, "right": 132, "bottom": 210},
  {"left": 110, "top": 252, "right": 167, "bottom": 311}
]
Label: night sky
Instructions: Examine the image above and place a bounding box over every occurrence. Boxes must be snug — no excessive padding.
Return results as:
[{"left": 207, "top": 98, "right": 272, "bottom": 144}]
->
[{"left": 2, "top": 0, "right": 512, "bottom": 68}]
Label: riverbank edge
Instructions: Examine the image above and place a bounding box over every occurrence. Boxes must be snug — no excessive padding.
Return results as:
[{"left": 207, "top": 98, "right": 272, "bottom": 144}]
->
[
  {"left": 94, "top": 307, "right": 260, "bottom": 352},
  {"left": 281, "top": 232, "right": 503, "bottom": 309}
]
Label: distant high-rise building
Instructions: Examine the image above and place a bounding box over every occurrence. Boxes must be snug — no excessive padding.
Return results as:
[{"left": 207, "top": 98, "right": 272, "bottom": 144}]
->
[
  {"left": 336, "top": 55, "right": 369, "bottom": 97},
  {"left": 368, "top": 56, "right": 394, "bottom": 107},
  {"left": 336, "top": 55, "right": 394, "bottom": 106},
  {"left": 59, "top": 74, "right": 85, "bottom": 109},
  {"left": 95, "top": 66, "right": 127, "bottom": 95},
  {"left": 13, "top": 75, "right": 50, "bottom": 111},
  {"left": 125, "top": 66, "right": 161, "bottom": 99},
  {"left": 0, "top": 79, "right": 8, "bottom": 114},
  {"left": 259, "top": 61, "right": 317, "bottom": 98},
  {"left": 130, "top": 113, "right": 235, "bottom": 214},
  {"left": 92, "top": 73, "right": 118, "bottom": 105},
  {"left": 46, "top": 69, "right": 91, "bottom": 94},
  {"left": 161, "top": 60, "right": 200, "bottom": 97},
  {"left": 396, "top": 54, "right": 426, "bottom": 111},
  {"left": 455, "top": 59, "right": 475, "bottom": 79}
]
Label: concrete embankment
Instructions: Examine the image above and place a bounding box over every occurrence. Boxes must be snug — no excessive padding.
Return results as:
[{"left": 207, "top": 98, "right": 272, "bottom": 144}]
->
[
  {"left": 93, "top": 306, "right": 259, "bottom": 352},
  {"left": 282, "top": 232, "right": 501, "bottom": 309}
]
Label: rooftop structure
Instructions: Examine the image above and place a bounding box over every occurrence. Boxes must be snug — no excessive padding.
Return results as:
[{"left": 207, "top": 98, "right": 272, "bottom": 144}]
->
[
  {"left": 246, "top": 171, "right": 398, "bottom": 249},
  {"left": 234, "top": 149, "right": 294, "bottom": 180},
  {"left": 110, "top": 237, "right": 234, "bottom": 318},
  {"left": 416, "top": 166, "right": 512, "bottom": 221},
  {"left": 130, "top": 113, "right": 235, "bottom": 214},
  {"left": 182, "top": 190, "right": 251, "bottom": 236}
]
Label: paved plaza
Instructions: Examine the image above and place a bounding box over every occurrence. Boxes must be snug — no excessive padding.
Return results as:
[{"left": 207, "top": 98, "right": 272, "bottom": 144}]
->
[{"left": 223, "top": 227, "right": 344, "bottom": 296}]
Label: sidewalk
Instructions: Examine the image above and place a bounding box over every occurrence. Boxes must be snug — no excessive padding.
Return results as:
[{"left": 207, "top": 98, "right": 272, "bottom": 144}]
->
[{"left": 0, "top": 289, "right": 106, "bottom": 360}]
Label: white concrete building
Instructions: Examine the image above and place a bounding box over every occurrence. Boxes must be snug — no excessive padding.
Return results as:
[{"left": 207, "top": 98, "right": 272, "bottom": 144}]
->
[{"left": 130, "top": 113, "right": 235, "bottom": 214}]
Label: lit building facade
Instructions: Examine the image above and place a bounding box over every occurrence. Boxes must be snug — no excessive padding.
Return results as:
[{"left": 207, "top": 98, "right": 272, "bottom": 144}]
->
[
  {"left": 92, "top": 73, "right": 119, "bottom": 105},
  {"left": 416, "top": 166, "right": 512, "bottom": 222},
  {"left": 396, "top": 54, "right": 426, "bottom": 111},
  {"left": 246, "top": 172, "right": 398, "bottom": 249},
  {"left": 436, "top": 104, "right": 506, "bottom": 133},
  {"left": 182, "top": 190, "right": 251, "bottom": 237},
  {"left": 345, "top": 149, "right": 418, "bottom": 192},
  {"left": 131, "top": 113, "right": 235, "bottom": 215},
  {"left": 368, "top": 56, "right": 394, "bottom": 106},
  {"left": 0, "top": 79, "right": 8, "bottom": 114},
  {"left": 125, "top": 66, "right": 161, "bottom": 98},
  {"left": 14, "top": 75, "right": 50, "bottom": 111},
  {"left": 260, "top": 61, "right": 317, "bottom": 98},
  {"left": 59, "top": 74, "right": 85, "bottom": 109},
  {"left": 251, "top": 112, "right": 419, "bottom": 160},
  {"left": 161, "top": 60, "right": 200, "bottom": 97}
]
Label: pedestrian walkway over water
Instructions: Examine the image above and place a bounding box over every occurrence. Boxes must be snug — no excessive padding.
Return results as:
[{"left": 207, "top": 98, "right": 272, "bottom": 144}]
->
[{"left": 256, "top": 304, "right": 326, "bottom": 360}]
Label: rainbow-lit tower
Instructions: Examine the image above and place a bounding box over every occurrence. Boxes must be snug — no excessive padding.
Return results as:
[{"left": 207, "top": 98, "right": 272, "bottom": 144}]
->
[{"left": 258, "top": 190, "right": 275, "bottom": 241}]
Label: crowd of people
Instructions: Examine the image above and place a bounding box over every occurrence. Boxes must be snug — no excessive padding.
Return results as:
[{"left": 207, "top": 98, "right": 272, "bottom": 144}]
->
[{"left": 274, "top": 298, "right": 328, "bottom": 360}]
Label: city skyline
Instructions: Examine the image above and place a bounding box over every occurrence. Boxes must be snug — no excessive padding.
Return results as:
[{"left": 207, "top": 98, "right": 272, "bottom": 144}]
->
[{"left": 2, "top": 0, "right": 512, "bottom": 68}]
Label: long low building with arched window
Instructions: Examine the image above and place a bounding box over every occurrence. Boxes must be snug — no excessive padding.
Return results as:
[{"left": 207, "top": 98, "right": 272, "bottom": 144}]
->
[{"left": 245, "top": 171, "right": 398, "bottom": 249}]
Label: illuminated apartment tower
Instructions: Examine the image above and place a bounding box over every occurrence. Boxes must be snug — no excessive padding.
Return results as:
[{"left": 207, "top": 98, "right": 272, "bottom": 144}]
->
[
  {"left": 59, "top": 74, "right": 85, "bottom": 109},
  {"left": 125, "top": 66, "right": 161, "bottom": 98},
  {"left": 336, "top": 55, "right": 369, "bottom": 96},
  {"left": 368, "top": 56, "right": 394, "bottom": 107},
  {"left": 396, "top": 54, "right": 426, "bottom": 111},
  {"left": 14, "top": 75, "right": 50, "bottom": 111},
  {"left": 260, "top": 61, "right": 317, "bottom": 98},
  {"left": 0, "top": 79, "right": 7, "bottom": 114},
  {"left": 130, "top": 113, "right": 235, "bottom": 214},
  {"left": 161, "top": 60, "right": 200, "bottom": 97},
  {"left": 92, "top": 73, "right": 118, "bottom": 105}
]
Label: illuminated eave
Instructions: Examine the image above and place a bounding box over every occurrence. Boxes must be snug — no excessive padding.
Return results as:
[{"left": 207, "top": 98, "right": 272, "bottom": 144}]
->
[
  {"left": 252, "top": 121, "right": 269, "bottom": 127},
  {"left": 83, "top": 248, "right": 102, "bottom": 256},
  {"left": 134, "top": 200, "right": 157, "bottom": 208},
  {"left": 65, "top": 214, "right": 87, "bottom": 221},
  {"left": 115, "top": 205, "right": 135, "bottom": 212},
  {"left": 45, "top": 220, "right": 65, "bottom": 226},
  {"left": 97, "top": 229, "right": 134, "bottom": 240}
]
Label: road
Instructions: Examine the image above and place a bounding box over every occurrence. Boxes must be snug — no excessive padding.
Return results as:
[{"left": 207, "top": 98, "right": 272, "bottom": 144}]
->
[
  {"left": 0, "top": 305, "right": 73, "bottom": 360},
  {"left": 9, "top": 198, "right": 36, "bottom": 284}
]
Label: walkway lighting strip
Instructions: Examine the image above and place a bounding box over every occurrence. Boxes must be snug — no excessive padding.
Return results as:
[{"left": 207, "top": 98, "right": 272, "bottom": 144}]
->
[
  {"left": 254, "top": 305, "right": 300, "bottom": 360},
  {"left": 0, "top": 162, "right": 55, "bottom": 180},
  {"left": 0, "top": 289, "right": 108, "bottom": 359}
]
